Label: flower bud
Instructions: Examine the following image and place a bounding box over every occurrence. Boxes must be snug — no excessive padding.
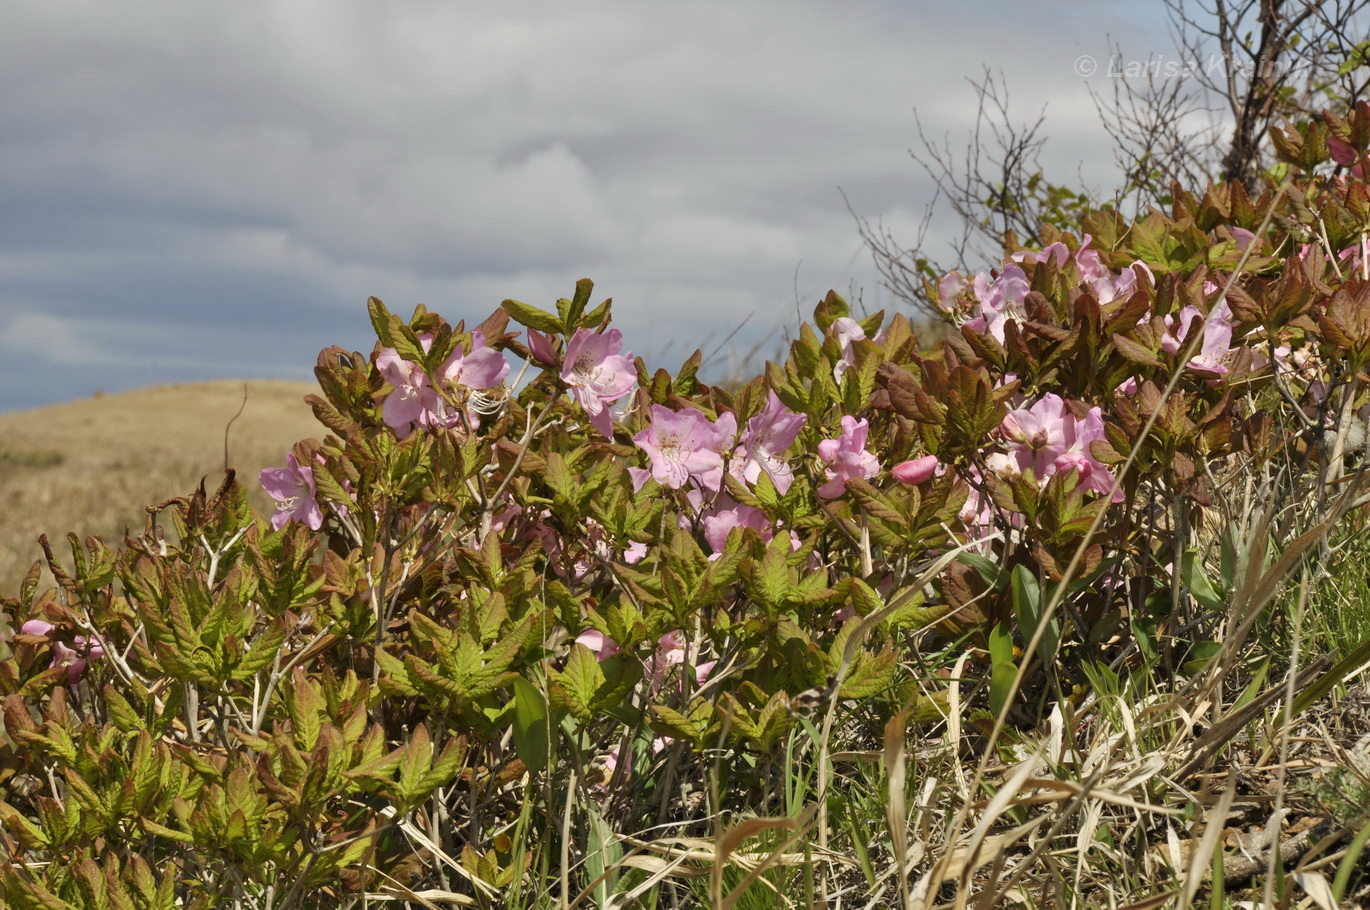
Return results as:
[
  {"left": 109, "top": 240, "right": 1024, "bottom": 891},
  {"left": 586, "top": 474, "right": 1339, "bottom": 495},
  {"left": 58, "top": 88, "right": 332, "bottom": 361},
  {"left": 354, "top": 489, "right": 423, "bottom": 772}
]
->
[{"left": 892, "top": 455, "right": 939, "bottom": 485}]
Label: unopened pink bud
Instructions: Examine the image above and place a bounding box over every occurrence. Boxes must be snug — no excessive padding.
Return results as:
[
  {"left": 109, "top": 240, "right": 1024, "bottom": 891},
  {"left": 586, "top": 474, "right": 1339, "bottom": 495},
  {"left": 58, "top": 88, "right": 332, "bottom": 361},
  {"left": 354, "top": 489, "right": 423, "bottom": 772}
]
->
[{"left": 892, "top": 455, "right": 939, "bottom": 486}]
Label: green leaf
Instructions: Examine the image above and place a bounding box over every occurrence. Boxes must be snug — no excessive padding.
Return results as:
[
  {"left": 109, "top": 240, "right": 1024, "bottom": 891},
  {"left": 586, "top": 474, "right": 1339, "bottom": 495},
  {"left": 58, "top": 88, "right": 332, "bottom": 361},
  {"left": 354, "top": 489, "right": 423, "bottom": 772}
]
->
[
  {"left": 989, "top": 661, "right": 1017, "bottom": 722},
  {"left": 131, "top": 732, "right": 160, "bottom": 808},
  {"left": 396, "top": 723, "right": 433, "bottom": 802},
  {"left": 367, "top": 297, "right": 394, "bottom": 346},
  {"left": 648, "top": 704, "right": 706, "bottom": 748},
  {"left": 550, "top": 644, "right": 606, "bottom": 723},
  {"left": 581, "top": 296, "right": 613, "bottom": 329},
  {"left": 501, "top": 299, "right": 565, "bottom": 335},
  {"left": 1011, "top": 565, "right": 1059, "bottom": 666},
  {"left": 1110, "top": 332, "right": 1164, "bottom": 368},
  {"left": 840, "top": 646, "right": 897, "bottom": 699},
  {"left": 987, "top": 622, "right": 1016, "bottom": 718},
  {"left": 1182, "top": 640, "right": 1223, "bottom": 675},
  {"left": 1179, "top": 549, "right": 1225, "bottom": 611},
  {"left": 564, "top": 278, "right": 594, "bottom": 331},
  {"left": 956, "top": 551, "right": 1007, "bottom": 589},
  {"left": 511, "top": 676, "right": 552, "bottom": 775}
]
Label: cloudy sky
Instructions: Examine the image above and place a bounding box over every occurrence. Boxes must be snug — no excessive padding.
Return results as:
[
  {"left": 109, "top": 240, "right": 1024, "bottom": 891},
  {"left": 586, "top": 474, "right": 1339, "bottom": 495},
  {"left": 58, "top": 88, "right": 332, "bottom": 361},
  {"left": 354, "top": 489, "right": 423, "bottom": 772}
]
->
[{"left": 1, "top": 0, "right": 1174, "bottom": 412}]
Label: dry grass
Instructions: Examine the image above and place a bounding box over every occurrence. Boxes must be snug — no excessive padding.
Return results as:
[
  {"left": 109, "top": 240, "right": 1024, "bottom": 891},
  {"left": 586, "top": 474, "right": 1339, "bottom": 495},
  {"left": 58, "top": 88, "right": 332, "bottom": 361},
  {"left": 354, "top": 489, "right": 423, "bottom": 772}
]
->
[{"left": 0, "top": 380, "right": 324, "bottom": 593}]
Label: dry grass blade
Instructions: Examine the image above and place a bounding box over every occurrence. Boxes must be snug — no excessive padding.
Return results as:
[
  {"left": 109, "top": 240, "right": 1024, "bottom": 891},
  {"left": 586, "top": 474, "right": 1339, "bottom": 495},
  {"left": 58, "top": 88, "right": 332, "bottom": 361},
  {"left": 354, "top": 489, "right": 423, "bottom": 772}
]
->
[
  {"left": 1012, "top": 777, "right": 1182, "bottom": 815},
  {"left": 885, "top": 708, "right": 914, "bottom": 908},
  {"left": 1174, "top": 654, "right": 1332, "bottom": 781},
  {"left": 616, "top": 829, "right": 842, "bottom": 871},
  {"left": 714, "top": 805, "right": 818, "bottom": 910},
  {"left": 362, "top": 885, "right": 476, "bottom": 907},
  {"left": 1117, "top": 890, "right": 1180, "bottom": 910},
  {"left": 1294, "top": 871, "right": 1339, "bottom": 910},
  {"left": 376, "top": 806, "right": 501, "bottom": 900},
  {"left": 1177, "top": 773, "right": 1236, "bottom": 910},
  {"left": 909, "top": 754, "right": 1042, "bottom": 909}
]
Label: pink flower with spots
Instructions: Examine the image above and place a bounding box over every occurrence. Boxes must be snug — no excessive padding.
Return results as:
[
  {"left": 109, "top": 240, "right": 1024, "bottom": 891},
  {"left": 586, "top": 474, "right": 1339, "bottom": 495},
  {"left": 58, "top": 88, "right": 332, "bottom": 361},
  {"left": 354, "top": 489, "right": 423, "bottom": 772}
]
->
[
  {"left": 562, "top": 328, "right": 637, "bottom": 437},
  {"left": 733, "top": 391, "right": 806, "bottom": 493},
  {"left": 21, "top": 620, "right": 104, "bottom": 684},
  {"left": 990, "top": 394, "right": 1117, "bottom": 498},
  {"left": 962, "top": 265, "right": 1030, "bottom": 343},
  {"left": 377, "top": 334, "right": 438, "bottom": 434},
  {"left": 817, "top": 416, "right": 880, "bottom": 499},
  {"left": 379, "top": 332, "right": 508, "bottom": 438},
  {"left": 260, "top": 451, "right": 324, "bottom": 530},
  {"left": 634, "top": 405, "right": 737, "bottom": 491}
]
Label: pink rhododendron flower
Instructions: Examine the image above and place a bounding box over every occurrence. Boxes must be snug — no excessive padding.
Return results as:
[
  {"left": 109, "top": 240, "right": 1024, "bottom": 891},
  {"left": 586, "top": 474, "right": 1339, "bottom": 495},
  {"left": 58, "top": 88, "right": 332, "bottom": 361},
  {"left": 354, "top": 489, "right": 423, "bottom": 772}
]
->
[
  {"left": 575, "top": 629, "right": 621, "bottom": 661},
  {"left": 633, "top": 405, "right": 737, "bottom": 491},
  {"left": 817, "top": 416, "right": 880, "bottom": 499},
  {"left": 626, "top": 466, "right": 652, "bottom": 493},
  {"left": 526, "top": 329, "right": 559, "bottom": 366},
  {"left": 260, "top": 451, "right": 324, "bottom": 530},
  {"left": 1072, "top": 236, "right": 1153, "bottom": 304},
  {"left": 733, "top": 391, "right": 806, "bottom": 493},
  {"left": 377, "top": 334, "right": 437, "bottom": 434},
  {"left": 892, "top": 454, "right": 939, "bottom": 486},
  {"left": 831, "top": 317, "right": 866, "bottom": 382},
  {"left": 379, "top": 332, "right": 509, "bottom": 438},
  {"left": 1340, "top": 236, "right": 1368, "bottom": 279},
  {"left": 1011, "top": 241, "right": 1069, "bottom": 267},
  {"left": 699, "top": 495, "right": 772, "bottom": 555},
  {"left": 1011, "top": 235, "right": 1153, "bottom": 306},
  {"left": 21, "top": 620, "right": 104, "bottom": 684},
  {"left": 562, "top": 328, "right": 637, "bottom": 437},
  {"left": 937, "top": 272, "right": 969, "bottom": 314},
  {"left": 991, "top": 394, "right": 1118, "bottom": 498},
  {"left": 957, "top": 464, "right": 998, "bottom": 546},
  {"left": 962, "top": 265, "right": 1030, "bottom": 343},
  {"left": 1162, "top": 299, "right": 1235, "bottom": 378},
  {"left": 1231, "top": 227, "right": 1257, "bottom": 251},
  {"left": 441, "top": 330, "right": 509, "bottom": 391}
]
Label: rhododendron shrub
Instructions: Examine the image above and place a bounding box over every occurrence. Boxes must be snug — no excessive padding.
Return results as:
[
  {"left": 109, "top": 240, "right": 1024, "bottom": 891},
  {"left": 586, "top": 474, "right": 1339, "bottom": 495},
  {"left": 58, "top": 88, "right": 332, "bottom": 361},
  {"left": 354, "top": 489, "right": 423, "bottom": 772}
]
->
[{"left": 1, "top": 101, "right": 1369, "bottom": 906}]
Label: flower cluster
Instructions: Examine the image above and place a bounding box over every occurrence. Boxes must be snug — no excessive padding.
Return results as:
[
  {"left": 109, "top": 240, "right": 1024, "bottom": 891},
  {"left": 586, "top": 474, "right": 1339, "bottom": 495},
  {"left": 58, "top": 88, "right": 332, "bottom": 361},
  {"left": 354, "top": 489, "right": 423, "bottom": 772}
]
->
[
  {"left": 377, "top": 331, "right": 509, "bottom": 439},
  {"left": 986, "top": 393, "right": 1118, "bottom": 499}
]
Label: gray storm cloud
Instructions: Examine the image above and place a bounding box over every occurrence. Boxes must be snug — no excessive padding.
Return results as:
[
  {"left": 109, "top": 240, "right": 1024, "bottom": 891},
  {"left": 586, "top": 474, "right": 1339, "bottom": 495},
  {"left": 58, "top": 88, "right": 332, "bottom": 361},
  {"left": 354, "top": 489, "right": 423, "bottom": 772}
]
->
[{"left": 0, "top": 0, "right": 1163, "bottom": 410}]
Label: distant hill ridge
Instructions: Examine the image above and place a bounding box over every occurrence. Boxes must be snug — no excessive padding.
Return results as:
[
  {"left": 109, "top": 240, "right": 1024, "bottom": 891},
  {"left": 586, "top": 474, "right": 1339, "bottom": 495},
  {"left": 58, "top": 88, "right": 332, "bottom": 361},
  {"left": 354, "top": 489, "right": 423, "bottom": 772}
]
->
[{"left": 0, "top": 380, "right": 323, "bottom": 593}]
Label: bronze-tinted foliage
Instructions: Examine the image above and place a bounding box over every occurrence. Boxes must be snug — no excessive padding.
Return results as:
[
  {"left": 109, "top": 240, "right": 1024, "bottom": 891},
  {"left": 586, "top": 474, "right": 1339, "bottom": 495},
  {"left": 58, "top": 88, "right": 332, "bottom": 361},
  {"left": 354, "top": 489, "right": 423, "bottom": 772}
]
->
[{"left": 4, "top": 105, "right": 1370, "bottom": 905}]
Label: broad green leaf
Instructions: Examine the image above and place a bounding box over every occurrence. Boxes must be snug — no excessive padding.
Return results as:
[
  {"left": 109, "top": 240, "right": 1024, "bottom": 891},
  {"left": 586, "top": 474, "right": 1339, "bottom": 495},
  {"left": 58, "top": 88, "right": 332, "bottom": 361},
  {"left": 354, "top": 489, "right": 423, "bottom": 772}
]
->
[
  {"left": 550, "top": 644, "right": 606, "bottom": 723},
  {"left": 1011, "top": 565, "right": 1059, "bottom": 666},
  {"left": 1180, "top": 549, "right": 1226, "bottom": 611},
  {"left": 511, "top": 676, "right": 552, "bottom": 775},
  {"left": 501, "top": 299, "right": 564, "bottom": 335}
]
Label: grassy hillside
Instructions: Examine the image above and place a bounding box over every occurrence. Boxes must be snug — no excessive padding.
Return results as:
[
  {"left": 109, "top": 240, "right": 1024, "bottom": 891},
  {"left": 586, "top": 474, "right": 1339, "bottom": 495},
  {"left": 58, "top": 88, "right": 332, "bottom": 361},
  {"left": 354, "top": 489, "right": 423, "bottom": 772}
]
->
[{"left": 0, "top": 380, "right": 323, "bottom": 592}]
